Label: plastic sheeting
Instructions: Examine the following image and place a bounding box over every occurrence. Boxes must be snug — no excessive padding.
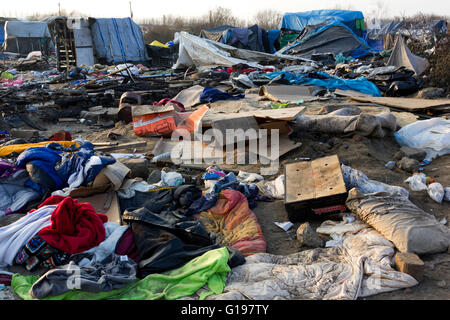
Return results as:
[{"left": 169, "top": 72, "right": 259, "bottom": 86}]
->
[
  {"left": 395, "top": 118, "right": 450, "bottom": 162},
  {"left": 4, "top": 21, "right": 50, "bottom": 38},
  {"left": 91, "top": 18, "right": 148, "bottom": 64},
  {"left": 173, "top": 32, "right": 311, "bottom": 70},
  {"left": 387, "top": 36, "right": 429, "bottom": 76},
  {"left": 263, "top": 71, "right": 382, "bottom": 96},
  {"left": 281, "top": 10, "right": 364, "bottom": 34},
  {"left": 281, "top": 22, "right": 371, "bottom": 59}
]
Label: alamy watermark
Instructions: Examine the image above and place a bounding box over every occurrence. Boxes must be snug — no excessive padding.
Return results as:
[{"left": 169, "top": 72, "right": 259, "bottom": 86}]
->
[{"left": 169, "top": 125, "right": 280, "bottom": 175}]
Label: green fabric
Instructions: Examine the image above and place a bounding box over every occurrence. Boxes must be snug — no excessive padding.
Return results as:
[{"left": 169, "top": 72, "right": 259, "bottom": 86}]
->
[
  {"left": 12, "top": 247, "right": 230, "bottom": 300},
  {"left": 280, "top": 33, "right": 300, "bottom": 49}
]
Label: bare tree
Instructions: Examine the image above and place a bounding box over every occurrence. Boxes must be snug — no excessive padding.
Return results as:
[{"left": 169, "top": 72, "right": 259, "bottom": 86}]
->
[{"left": 253, "top": 9, "right": 282, "bottom": 30}]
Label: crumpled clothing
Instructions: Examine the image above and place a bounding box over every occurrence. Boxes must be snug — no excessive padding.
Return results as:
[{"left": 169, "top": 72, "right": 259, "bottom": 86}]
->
[
  {"left": 122, "top": 205, "right": 220, "bottom": 278},
  {"left": 200, "top": 86, "right": 245, "bottom": 103},
  {"left": 0, "top": 159, "right": 21, "bottom": 179},
  {"left": 0, "top": 205, "right": 55, "bottom": 266},
  {"left": 0, "top": 170, "right": 42, "bottom": 218},
  {"left": 207, "top": 227, "right": 417, "bottom": 300},
  {"left": 29, "top": 253, "right": 137, "bottom": 299},
  {"left": 12, "top": 247, "right": 231, "bottom": 300},
  {"left": 37, "top": 196, "right": 108, "bottom": 255},
  {"left": 16, "top": 145, "right": 65, "bottom": 190},
  {"left": 114, "top": 228, "right": 140, "bottom": 263},
  {"left": 196, "top": 189, "right": 267, "bottom": 257},
  {"left": 57, "top": 142, "right": 116, "bottom": 191},
  {"left": 14, "top": 235, "right": 71, "bottom": 271},
  {"left": 77, "top": 222, "right": 129, "bottom": 267},
  {"left": 184, "top": 172, "right": 270, "bottom": 216}
]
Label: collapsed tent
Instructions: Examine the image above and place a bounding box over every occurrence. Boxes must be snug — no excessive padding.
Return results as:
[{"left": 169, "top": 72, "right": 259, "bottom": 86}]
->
[
  {"left": 280, "top": 22, "right": 372, "bottom": 59},
  {"left": 2, "top": 20, "right": 53, "bottom": 55},
  {"left": 387, "top": 36, "right": 430, "bottom": 76},
  {"left": 200, "top": 24, "right": 275, "bottom": 53},
  {"left": 173, "top": 31, "right": 310, "bottom": 70},
  {"left": 90, "top": 17, "right": 149, "bottom": 64}
]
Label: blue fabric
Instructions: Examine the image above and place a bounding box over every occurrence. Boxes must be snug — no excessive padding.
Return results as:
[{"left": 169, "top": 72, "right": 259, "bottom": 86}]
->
[
  {"left": 183, "top": 172, "right": 270, "bottom": 216},
  {"left": 200, "top": 87, "right": 245, "bottom": 103},
  {"left": 16, "top": 142, "right": 115, "bottom": 192},
  {"left": 16, "top": 147, "right": 64, "bottom": 190},
  {"left": 282, "top": 10, "right": 364, "bottom": 32},
  {"left": 57, "top": 143, "right": 115, "bottom": 190},
  {"left": 90, "top": 18, "right": 149, "bottom": 64},
  {"left": 268, "top": 29, "right": 281, "bottom": 53},
  {"left": 0, "top": 23, "right": 4, "bottom": 45},
  {"left": 263, "top": 71, "right": 382, "bottom": 96}
]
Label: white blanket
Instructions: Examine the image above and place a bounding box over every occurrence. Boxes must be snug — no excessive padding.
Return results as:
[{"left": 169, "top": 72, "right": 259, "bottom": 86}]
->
[
  {"left": 0, "top": 205, "right": 55, "bottom": 266},
  {"left": 206, "top": 223, "right": 418, "bottom": 300}
]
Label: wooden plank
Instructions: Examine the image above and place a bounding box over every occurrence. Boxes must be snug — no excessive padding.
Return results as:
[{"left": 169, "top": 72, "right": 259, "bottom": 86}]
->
[
  {"left": 348, "top": 96, "right": 450, "bottom": 112},
  {"left": 94, "top": 141, "right": 147, "bottom": 152},
  {"left": 311, "top": 155, "right": 347, "bottom": 199},
  {"left": 285, "top": 155, "right": 346, "bottom": 204},
  {"left": 285, "top": 160, "right": 314, "bottom": 203}
]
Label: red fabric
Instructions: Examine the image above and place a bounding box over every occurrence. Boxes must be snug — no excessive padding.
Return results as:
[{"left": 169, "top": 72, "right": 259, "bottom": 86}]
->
[
  {"left": 224, "top": 68, "right": 256, "bottom": 74},
  {"left": 49, "top": 131, "right": 72, "bottom": 141},
  {"left": 115, "top": 228, "right": 140, "bottom": 263},
  {"left": 37, "top": 196, "right": 108, "bottom": 254}
]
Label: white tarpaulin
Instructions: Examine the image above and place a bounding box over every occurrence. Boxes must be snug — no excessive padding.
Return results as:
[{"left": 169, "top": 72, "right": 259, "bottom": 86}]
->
[
  {"left": 173, "top": 31, "right": 312, "bottom": 70},
  {"left": 387, "top": 36, "right": 429, "bottom": 76}
]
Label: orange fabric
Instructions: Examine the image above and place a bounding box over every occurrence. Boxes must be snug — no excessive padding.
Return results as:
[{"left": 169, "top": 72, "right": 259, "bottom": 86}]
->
[
  {"left": 198, "top": 189, "right": 266, "bottom": 256},
  {"left": 133, "top": 106, "right": 209, "bottom": 137}
]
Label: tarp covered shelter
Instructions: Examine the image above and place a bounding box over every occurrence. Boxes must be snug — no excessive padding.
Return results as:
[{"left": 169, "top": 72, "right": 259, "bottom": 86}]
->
[
  {"left": 90, "top": 17, "right": 149, "bottom": 64},
  {"left": 2, "top": 20, "right": 52, "bottom": 55},
  {"left": 280, "top": 22, "right": 371, "bottom": 59},
  {"left": 281, "top": 10, "right": 365, "bottom": 36},
  {"left": 199, "top": 25, "right": 235, "bottom": 42},
  {"left": 387, "top": 35, "right": 429, "bottom": 76},
  {"left": 200, "top": 25, "right": 277, "bottom": 53}
]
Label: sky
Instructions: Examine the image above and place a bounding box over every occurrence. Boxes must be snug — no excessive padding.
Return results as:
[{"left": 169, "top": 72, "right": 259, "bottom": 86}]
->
[{"left": 1, "top": 0, "right": 449, "bottom": 22}]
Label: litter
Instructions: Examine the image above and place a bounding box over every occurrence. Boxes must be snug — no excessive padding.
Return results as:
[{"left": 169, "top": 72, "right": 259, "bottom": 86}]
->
[{"left": 0, "top": 6, "right": 449, "bottom": 303}]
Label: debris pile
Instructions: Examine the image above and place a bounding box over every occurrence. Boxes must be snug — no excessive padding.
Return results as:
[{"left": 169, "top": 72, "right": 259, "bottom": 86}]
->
[{"left": 0, "top": 9, "right": 449, "bottom": 301}]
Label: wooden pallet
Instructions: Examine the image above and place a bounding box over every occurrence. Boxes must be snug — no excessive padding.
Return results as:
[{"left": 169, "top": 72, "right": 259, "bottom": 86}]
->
[{"left": 284, "top": 155, "right": 348, "bottom": 222}]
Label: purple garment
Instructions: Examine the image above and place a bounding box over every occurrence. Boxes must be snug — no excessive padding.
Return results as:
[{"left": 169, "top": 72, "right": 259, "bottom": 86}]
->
[{"left": 0, "top": 160, "right": 21, "bottom": 180}]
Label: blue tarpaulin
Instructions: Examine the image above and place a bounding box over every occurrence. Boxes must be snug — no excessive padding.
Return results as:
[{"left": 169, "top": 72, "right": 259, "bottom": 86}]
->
[
  {"left": 0, "top": 22, "right": 4, "bottom": 45},
  {"left": 268, "top": 29, "right": 281, "bottom": 53},
  {"left": 91, "top": 17, "right": 149, "bottom": 64},
  {"left": 263, "top": 71, "right": 381, "bottom": 97},
  {"left": 281, "top": 10, "right": 364, "bottom": 34}
]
